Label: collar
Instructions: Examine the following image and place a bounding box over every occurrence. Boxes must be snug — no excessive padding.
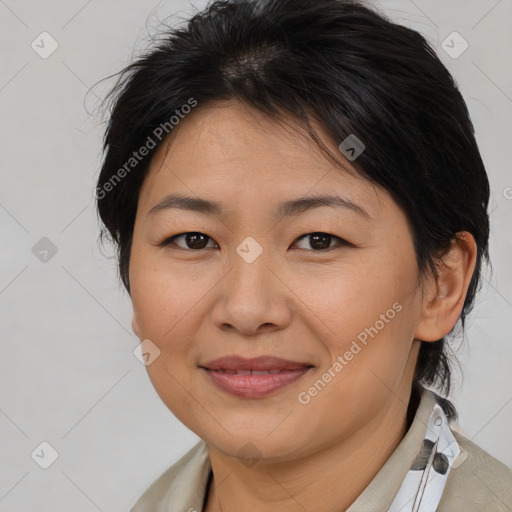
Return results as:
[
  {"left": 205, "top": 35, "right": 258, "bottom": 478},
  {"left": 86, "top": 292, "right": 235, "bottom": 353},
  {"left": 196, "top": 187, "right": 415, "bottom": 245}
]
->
[{"left": 348, "top": 388, "right": 458, "bottom": 511}]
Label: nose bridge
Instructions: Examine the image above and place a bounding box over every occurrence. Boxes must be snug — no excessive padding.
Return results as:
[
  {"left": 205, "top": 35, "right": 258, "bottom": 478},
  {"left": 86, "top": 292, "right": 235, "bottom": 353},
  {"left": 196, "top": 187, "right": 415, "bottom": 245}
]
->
[
  {"left": 229, "top": 234, "right": 273, "bottom": 300},
  {"left": 235, "top": 234, "right": 266, "bottom": 266},
  {"left": 212, "top": 235, "right": 292, "bottom": 334}
]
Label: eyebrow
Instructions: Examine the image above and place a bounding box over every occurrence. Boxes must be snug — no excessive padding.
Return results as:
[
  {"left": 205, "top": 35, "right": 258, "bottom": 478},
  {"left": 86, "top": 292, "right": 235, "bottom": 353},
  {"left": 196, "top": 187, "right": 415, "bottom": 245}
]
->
[{"left": 147, "top": 193, "right": 371, "bottom": 219}]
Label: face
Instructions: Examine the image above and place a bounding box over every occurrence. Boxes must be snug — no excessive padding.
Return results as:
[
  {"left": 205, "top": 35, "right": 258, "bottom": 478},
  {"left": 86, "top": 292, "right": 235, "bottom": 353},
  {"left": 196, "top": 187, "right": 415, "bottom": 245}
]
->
[{"left": 129, "top": 99, "right": 425, "bottom": 461}]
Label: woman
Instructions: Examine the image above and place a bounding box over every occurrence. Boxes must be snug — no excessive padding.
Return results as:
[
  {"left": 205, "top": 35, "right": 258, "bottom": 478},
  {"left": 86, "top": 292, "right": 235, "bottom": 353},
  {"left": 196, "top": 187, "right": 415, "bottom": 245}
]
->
[{"left": 95, "top": 0, "right": 512, "bottom": 510}]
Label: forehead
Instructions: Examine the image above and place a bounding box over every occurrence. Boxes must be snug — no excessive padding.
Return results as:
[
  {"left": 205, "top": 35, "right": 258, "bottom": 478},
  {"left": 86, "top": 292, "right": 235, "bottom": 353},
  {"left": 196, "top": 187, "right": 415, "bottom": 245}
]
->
[{"left": 138, "top": 100, "right": 385, "bottom": 217}]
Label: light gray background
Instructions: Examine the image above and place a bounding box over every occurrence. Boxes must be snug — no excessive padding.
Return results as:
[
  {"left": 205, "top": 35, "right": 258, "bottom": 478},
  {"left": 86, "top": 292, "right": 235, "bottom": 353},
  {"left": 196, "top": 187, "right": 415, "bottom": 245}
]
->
[{"left": 1, "top": 0, "right": 511, "bottom": 510}]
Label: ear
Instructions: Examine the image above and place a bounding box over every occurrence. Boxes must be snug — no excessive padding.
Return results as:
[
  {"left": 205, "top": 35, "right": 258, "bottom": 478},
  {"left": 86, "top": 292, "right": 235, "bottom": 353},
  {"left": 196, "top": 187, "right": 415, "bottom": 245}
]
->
[{"left": 414, "top": 232, "right": 478, "bottom": 342}]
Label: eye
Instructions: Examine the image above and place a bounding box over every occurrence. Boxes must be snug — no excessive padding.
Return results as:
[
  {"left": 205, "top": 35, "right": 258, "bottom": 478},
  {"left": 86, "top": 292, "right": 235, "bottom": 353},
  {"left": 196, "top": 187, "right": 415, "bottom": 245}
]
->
[
  {"left": 291, "top": 232, "right": 349, "bottom": 251},
  {"left": 161, "top": 232, "right": 219, "bottom": 250},
  {"left": 159, "top": 231, "right": 350, "bottom": 252}
]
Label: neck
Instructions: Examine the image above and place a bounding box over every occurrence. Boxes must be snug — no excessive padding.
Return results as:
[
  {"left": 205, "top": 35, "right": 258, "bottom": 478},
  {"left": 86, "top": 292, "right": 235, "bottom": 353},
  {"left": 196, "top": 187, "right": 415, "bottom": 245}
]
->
[{"left": 205, "top": 384, "right": 418, "bottom": 512}]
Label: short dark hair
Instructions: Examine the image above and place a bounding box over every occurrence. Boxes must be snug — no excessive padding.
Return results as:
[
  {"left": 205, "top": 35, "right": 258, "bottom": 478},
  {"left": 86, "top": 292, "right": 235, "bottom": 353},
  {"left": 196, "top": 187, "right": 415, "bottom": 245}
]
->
[{"left": 96, "top": 0, "right": 490, "bottom": 414}]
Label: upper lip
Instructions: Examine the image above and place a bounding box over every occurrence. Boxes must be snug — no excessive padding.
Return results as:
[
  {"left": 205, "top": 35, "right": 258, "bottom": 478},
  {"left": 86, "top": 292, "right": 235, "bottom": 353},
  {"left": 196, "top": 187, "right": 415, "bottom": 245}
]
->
[{"left": 199, "top": 355, "right": 313, "bottom": 371}]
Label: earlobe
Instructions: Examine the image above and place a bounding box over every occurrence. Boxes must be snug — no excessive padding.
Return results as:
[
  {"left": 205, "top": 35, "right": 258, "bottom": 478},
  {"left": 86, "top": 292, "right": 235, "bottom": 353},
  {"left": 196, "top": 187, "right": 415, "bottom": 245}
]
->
[{"left": 414, "top": 232, "right": 477, "bottom": 342}]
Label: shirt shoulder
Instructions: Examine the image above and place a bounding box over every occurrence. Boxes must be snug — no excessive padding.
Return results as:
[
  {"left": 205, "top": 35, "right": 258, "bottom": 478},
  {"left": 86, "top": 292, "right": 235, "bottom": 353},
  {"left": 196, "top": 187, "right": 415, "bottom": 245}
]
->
[
  {"left": 438, "top": 431, "right": 512, "bottom": 511},
  {"left": 129, "top": 440, "right": 211, "bottom": 512}
]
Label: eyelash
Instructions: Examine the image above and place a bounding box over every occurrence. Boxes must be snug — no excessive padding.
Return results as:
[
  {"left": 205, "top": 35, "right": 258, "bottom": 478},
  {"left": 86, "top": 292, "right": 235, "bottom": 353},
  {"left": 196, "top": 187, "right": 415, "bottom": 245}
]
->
[{"left": 159, "top": 232, "right": 352, "bottom": 252}]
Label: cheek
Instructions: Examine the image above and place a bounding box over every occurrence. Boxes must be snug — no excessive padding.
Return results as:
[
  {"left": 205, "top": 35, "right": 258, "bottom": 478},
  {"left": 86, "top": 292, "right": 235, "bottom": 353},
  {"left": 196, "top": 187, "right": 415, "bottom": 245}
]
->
[
  {"left": 293, "top": 244, "right": 422, "bottom": 405},
  {"left": 292, "top": 251, "right": 418, "bottom": 345},
  {"left": 129, "top": 251, "right": 211, "bottom": 412},
  {"left": 129, "top": 246, "right": 213, "bottom": 347},
  {"left": 295, "top": 273, "right": 420, "bottom": 439}
]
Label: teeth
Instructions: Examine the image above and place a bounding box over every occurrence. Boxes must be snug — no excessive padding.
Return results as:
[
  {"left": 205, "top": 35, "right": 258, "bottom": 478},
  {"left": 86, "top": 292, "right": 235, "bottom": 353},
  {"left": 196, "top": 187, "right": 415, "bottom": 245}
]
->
[{"left": 214, "top": 369, "right": 285, "bottom": 375}]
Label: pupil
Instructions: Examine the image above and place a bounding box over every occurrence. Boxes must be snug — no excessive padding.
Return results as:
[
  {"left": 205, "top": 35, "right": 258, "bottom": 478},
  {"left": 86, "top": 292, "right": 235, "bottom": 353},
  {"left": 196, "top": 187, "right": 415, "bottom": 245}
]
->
[
  {"left": 310, "top": 233, "right": 330, "bottom": 250},
  {"left": 187, "top": 232, "right": 208, "bottom": 249}
]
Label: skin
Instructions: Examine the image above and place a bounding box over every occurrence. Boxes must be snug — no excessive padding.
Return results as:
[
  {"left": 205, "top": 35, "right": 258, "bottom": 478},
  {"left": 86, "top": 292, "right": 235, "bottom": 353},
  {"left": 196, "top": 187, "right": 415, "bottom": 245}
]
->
[{"left": 129, "top": 99, "right": 477, "bottom": 512}]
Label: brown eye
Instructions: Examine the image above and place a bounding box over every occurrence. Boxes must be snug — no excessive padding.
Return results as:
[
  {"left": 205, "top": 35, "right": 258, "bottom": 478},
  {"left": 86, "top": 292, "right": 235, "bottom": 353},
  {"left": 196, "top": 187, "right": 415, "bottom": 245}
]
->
[
  {"left": 292, "top": 232, "right": 347, "bottom": 251},
  {"left": 164, "top": 232, "right": 218, "bottom": 250}
]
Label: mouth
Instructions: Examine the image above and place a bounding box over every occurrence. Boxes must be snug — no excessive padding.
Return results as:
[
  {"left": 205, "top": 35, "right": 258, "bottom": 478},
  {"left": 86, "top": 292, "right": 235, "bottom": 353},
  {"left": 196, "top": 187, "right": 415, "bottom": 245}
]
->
[
  {"left": 206, "top": 368, "right": 290, "bottom": 375},
  {"left": 199, "top": 355, "right": 314, "bottom": 398}
]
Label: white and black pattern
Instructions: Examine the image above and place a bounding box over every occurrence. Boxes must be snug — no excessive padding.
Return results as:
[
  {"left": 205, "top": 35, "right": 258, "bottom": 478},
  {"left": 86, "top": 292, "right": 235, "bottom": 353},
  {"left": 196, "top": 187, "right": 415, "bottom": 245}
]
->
[{"left": 387, "top": 403, "right": 460, "bottom": 512}]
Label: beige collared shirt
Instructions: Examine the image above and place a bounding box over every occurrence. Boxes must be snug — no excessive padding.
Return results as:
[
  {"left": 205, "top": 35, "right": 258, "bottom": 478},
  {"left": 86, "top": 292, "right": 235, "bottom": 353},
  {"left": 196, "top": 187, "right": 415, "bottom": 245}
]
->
[{"left": 130, "top": 389, "right": 512, "bottom": 511}]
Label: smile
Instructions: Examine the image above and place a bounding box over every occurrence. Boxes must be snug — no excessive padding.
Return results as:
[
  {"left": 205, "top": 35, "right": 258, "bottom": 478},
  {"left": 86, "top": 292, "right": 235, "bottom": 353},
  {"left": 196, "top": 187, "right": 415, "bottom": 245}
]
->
[{"left": 199, "top": 355, "right": 315, "bottom": 398}]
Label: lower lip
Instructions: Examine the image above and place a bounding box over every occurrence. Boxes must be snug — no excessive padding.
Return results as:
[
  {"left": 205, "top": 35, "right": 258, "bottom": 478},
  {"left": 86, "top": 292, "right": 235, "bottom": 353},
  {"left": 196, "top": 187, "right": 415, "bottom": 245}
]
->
[{"left": 201, "top": 368, "right": 312, "bottom": 398}]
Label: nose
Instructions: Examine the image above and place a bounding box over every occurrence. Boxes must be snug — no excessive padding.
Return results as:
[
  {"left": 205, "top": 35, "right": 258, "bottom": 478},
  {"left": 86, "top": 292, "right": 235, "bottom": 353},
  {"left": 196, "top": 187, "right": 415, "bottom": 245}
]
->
[{"left": 211, "top": 247, "right": 293, "bottom": 336}]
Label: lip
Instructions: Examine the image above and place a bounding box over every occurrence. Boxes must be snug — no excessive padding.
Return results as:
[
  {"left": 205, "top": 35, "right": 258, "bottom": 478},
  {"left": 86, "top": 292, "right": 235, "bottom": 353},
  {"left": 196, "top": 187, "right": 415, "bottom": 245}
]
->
[
  {"left": 199, "top": 355, "right": 314, "bottom": 398},
  {"left": 200, "top": 355, "right": 313, "bottom": 372}
]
